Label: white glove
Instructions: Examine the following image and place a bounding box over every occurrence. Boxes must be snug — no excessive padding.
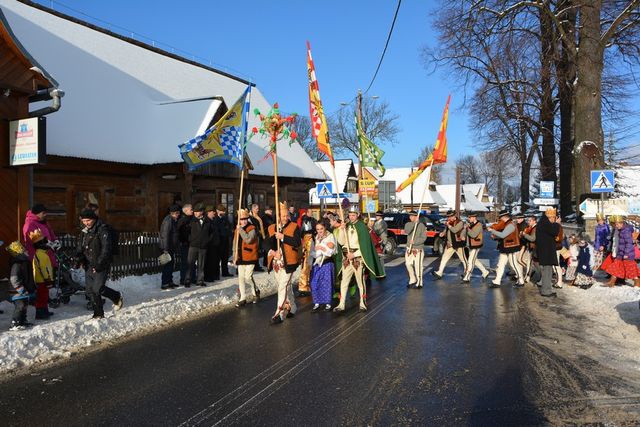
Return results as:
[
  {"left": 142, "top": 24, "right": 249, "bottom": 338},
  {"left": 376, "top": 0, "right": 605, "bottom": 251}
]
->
[{"left": 46, "top": 240, "right": 62, "bottom": 250}]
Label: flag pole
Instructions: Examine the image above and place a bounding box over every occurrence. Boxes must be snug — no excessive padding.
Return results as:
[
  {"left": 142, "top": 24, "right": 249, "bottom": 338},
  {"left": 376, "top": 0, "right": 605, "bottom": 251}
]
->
[
  {"left": 272, "top": 148, "right": 281, "bottom": 253},
  {"left": 408, "top": 159, "right": 433, "bottom": 252},
  {"left": 233, "top": 165, "right": 246, "bottom": 264}
]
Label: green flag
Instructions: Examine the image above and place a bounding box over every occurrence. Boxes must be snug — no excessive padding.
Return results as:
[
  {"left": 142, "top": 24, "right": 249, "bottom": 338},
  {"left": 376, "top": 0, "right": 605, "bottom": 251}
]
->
[{"left": 356, "top": 115, "right": 385, "bottom": 176}]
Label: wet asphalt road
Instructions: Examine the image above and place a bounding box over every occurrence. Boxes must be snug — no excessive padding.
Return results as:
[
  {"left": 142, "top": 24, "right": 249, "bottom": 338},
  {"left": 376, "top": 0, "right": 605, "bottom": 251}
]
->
[{"left": 0, "top": 244, "right": 550, "bottom": 426}]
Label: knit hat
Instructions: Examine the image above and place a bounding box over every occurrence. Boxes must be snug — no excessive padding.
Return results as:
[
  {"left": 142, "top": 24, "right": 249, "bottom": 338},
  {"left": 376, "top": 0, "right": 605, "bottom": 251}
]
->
[
  {"left": 31, "top": 204, "right": 46, "bottom": 215},
  {"left": 169, "top": 204, "right": 181, "bottom": 213},
  {"left": 79, "top": 209, "right": 98, "bottom": 220}
]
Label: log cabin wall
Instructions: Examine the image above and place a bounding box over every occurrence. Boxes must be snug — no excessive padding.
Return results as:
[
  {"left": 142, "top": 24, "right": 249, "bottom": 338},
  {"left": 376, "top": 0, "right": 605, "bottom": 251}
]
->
[{"left": 33, "top": 156, "right": 316, "bottom": 235}]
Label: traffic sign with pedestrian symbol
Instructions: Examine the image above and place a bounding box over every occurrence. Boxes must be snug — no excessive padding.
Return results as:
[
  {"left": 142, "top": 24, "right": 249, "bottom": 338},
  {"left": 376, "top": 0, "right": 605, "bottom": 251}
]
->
[
  {"left": 316, "top": 182, "right": 333, "bottom": 199},
  {"left": 590, "top": 170, "right": 614, "bottom": 193}
]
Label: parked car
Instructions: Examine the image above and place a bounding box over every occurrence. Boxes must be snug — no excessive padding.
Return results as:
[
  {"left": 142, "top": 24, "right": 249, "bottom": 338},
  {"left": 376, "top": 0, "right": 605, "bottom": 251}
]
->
[{"left": 382, "top": 213, "right": 446, "bottom": 255}]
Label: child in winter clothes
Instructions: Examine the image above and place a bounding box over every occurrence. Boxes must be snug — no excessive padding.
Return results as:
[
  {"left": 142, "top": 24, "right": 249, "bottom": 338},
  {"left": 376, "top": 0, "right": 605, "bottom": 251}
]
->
[
  {"left": 29, "top": 229, "right": 55, "bottom": 319},
  {"left": 6, "top": 241, "right": 36, "bottom": 330},
  {"left": 564, "top": 235, "right": 579, "bottom": 282},
  {"left": 574, "top": 238, "right": 595, "bottom": 289}
]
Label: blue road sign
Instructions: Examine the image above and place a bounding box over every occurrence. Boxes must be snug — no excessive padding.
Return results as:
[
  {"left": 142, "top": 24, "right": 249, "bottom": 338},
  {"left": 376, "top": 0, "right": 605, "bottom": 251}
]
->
[
  {"left": 590, "top": 170, "right": 614, "bottom": 193},
  {"left": 316, "top": 182, "right": 333, "bottom": 199},
  {"left": 540, "top": 181, "right": 554, "bottom": 198}
]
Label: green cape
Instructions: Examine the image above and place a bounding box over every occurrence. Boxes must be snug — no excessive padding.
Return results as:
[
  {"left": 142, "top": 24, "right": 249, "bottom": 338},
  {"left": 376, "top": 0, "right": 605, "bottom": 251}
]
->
[{"left": 334, "top": 220, "right": 386, "bottom": 279}]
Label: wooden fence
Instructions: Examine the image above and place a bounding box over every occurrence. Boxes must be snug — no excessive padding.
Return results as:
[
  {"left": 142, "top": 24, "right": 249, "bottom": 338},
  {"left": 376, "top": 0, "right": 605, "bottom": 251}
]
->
[{"left": 59, "top": 232, "right": 180, "bottom": 280}]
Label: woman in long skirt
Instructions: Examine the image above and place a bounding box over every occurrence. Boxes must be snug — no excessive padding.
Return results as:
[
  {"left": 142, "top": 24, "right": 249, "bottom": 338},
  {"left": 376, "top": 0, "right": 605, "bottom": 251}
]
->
[
  {"left": 602, "top": 215, "right": 640, "bottom": 287},
  {"left": 309, "top": 220, "right": 336, "bottom": 312},
  {"left": 574, "top": 238, "right": 595, "bottom": 289}
]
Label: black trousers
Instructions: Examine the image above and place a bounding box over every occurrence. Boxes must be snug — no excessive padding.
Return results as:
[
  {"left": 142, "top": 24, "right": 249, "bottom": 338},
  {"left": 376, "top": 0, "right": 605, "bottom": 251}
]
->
[
  {"left": 213, "top": 240, "right": 230, "bottom": 276},
  {"left": 12, "top": 298, "right": 28, "bottom": 323},
  {"left": 85, "top": 267, "right": 120, "bottom": 316},
  {"left": 187, "top": 247, "right": 207, "bottom": 284}
]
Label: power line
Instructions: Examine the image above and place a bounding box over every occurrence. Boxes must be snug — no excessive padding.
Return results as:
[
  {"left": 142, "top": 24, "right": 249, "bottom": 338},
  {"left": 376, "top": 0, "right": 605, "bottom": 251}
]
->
[{"left": 364, "top": 0, "right": 402, "bottom": 95}]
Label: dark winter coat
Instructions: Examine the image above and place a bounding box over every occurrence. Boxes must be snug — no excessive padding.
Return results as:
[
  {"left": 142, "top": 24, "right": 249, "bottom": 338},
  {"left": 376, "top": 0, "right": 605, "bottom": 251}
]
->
[
  {"left": 261, "top": 213, "right": 275, "bottom": 231},
  {"left": 299, "top": 214, "right": 317, "bottom": 237},
  {"left": 159, "top": 215, "right": 180, "bottom": 252},
  {"left": 594, "top": 223, "right": 610, "bottom": 251},
  {"left": 616, "top": 224, "right": 636, "bottom": 260},
  {"left": 8, "top": 254, "right": 36, "bottom": 301},
  {"left": 76, "top": 219, "right": 113, "bottom": 272},
  {"left": 213, "top": 215, "right": 232, "bottom": 240},
  {"left": 535, "top": 215, "right": 560, "bottom": 266},
  {"left": 577, "top": 245, "right": 593, "bottom": 277},
  {"left": 188, "top": 216, "right": 214, "bottom": 249},
  {"left": 177, "top": 214, "right": 193, "bottom": 247}
]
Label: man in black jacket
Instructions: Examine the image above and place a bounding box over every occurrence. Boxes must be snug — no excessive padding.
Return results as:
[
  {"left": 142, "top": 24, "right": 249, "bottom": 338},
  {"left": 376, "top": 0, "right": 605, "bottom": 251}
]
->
[
  {"left": 159, "top": 204, "right": 181, "bottom": 290},
  {"left": 177, "top": 204, "right": 195, "bottom": 286},
  {"left": 76, "top": 209, "right": 123, "bottom": 319},
  {"left": 536, "top": 208, "right": 561, "bottom": 297},
  {"left": 204, "top": 205, "right": 221, "bottom": 282},
  {"left": 213, "top": 204, "right": 233, "bottom": 278},
  {"left": 261, "top": 206, "right": 275, "bottom": 269},
  {"left": 187, "top": 203, "right": 214, "bottom": 287}
]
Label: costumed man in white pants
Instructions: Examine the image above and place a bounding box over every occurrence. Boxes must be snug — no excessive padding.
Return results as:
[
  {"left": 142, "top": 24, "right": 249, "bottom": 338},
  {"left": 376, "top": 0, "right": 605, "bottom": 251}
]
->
[
  {"left": 266, "top": 202, "right": 301, "bottom": 324},
  {"left": 488, "top": 209, "right": 524, "bottom": 288},
  {"left": 233, "top": 209, "right": 259, "bottom": 307},
  {"left": 334, "top": 207, "right": 385, "bottom": 313},
  {"left": 432, "top": 210, "right": 468, "bottom": 279},
  {"left": 462, "top": 211, "right": 489, "bottom": 283},
  {"left": 405, "top": 210, "right": 427, "bottom": 288}
]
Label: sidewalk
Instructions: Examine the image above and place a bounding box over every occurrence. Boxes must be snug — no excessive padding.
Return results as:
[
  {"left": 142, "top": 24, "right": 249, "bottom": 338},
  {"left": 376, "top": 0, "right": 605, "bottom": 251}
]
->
[{"left": 0, "top": 268, "right": 283, "bottom": 377}]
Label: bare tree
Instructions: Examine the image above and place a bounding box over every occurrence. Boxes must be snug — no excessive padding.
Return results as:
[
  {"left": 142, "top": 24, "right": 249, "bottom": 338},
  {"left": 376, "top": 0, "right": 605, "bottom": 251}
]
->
[
  {"left": 328, "top": 97, "right": 400, "bottom": 158},
  {"left": 291, "top": 115, "right": 327, "bottom": 161},
  {"left": 412, "top": 144, "right": 443, "bottom": 184},
  {"left": 456, "top": 154, "right": 482, "bottom": 183}
]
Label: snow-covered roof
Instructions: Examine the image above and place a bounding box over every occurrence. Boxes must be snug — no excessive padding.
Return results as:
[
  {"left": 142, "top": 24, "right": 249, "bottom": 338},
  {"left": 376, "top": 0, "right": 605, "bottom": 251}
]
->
[
  {"left": 378, "top": 168, "right": 445, "bottom": 206},
  {"left": 436, "top": 183, "right": 489, "bottom": 212},
  {"left": 0, "top": 0, "right": 324, "bottom": 180},
  {"left": 315, "top": 160, "right": 357, "bottom": 192}
]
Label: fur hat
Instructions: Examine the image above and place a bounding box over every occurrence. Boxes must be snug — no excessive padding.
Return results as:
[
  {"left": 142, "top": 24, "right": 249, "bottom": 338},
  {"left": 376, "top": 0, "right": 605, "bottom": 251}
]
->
[
  {"left": 238, "top": 208, "right": 250, "bottom": 220},
  {"left": 28, "top": 229, "right": 45, "bottom": 243},
  {"left": 498, "top": 209, "right": 510, "bottom": 218}
]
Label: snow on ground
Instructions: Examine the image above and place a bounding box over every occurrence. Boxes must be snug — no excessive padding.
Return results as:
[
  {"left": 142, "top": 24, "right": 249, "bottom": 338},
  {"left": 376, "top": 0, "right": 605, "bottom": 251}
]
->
[
  {"left": 0, "top": 267, "right": 284, "bottom": 377},
  {"left": 556, "top": 277, "right": 640, "bottom": 373}
]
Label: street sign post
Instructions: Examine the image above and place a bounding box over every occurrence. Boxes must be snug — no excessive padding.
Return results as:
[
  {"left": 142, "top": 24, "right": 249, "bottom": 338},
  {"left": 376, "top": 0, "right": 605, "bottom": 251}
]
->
[
  {"left": 539, "top": 181, "right": 554, "bottom": 198},
  {"left": 533, "top": 198, "right": 559, "bottom": 205},
  {"left": 590, "top": 170, "right": 615, "bottom": 193}
]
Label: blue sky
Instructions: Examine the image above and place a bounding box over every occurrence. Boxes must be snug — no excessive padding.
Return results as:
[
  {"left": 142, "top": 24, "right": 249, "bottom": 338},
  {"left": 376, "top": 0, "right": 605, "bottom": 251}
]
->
[{"left": 33, "top": 0, "right": 475, "bottom": 181}]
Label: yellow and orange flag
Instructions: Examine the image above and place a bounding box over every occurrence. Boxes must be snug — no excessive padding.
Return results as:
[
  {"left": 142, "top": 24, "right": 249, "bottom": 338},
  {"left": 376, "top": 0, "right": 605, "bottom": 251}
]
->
[
  {"left": 396, "top": 95, "right": 450, "bottom": 192},
  {"left": 306, "top": 41, "right": 334, "bottom": 165}
]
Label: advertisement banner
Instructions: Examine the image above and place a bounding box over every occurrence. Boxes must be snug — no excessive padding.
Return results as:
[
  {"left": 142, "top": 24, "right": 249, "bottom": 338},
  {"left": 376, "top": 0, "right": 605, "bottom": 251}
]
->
[{"left": 9, "top": 117, "right": 46, "bottom": 166}]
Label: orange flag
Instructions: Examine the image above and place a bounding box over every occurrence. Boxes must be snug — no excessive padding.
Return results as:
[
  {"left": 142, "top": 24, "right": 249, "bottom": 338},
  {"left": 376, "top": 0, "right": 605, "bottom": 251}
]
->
[
  {"left": 396, "top": 95, "right": 450, "bottom": 192},
  {"left": 307, "top": 41, "right": 334, "bottom": 165}
]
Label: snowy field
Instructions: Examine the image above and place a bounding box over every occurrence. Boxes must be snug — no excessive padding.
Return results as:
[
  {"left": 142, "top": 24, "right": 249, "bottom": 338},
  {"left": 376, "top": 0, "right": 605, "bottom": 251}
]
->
[{"left": 0, "top": 267, "right": 282, "bottom": 377}]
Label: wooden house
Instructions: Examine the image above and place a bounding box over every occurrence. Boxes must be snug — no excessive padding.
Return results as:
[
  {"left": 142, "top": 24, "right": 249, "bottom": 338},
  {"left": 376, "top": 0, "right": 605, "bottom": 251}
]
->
[{"left": 1, "top": 0, "right": 324, "bottom": 235}]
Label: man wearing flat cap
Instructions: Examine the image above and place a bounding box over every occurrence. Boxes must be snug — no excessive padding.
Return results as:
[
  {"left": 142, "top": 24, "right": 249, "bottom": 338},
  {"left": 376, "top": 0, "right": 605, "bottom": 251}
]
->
[
  {"left": 404, "top": 211, "right": 427, "bottom": 288},
  {"left": 433, "top": 210, "right": 467, "bottom": 279},
  {"left": 186, "top": 203, "right": 214, "bottom": 287},
  {"left": 488, "top": 209, "right": 524, "bottom": 288}
]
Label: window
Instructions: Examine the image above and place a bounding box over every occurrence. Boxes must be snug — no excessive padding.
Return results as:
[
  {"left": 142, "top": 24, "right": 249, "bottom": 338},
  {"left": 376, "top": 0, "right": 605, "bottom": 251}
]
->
[{"left": 220, "top": 192, "right": 234, "bottom": 214}]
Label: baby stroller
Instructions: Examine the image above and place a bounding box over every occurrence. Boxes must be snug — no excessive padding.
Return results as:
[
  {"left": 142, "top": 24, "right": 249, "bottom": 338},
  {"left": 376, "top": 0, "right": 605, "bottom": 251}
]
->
[{"left": 48, "top": 244, "right": 87, "bottom": 308}]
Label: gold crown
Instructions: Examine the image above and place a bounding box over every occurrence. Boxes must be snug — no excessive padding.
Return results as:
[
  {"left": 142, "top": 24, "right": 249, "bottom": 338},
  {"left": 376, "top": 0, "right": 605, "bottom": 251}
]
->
[
  {"left": 6, "top": 241, "right": 25, "bottom": 256},
  {"left": 595, "top": 213, "right": 605, "bottom": 221},
  {"left": 28, "top": 229, "right": 45, "bottom": 243}
]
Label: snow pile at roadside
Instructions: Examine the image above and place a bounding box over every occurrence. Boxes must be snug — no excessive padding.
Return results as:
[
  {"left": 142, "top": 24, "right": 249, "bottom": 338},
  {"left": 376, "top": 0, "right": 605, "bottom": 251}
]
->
[
  {"left": 0, "top": 270, "right": 281, "bottom": 376},
  {"left": 561, "top": 281, "right": 640, "bottom": 371}
]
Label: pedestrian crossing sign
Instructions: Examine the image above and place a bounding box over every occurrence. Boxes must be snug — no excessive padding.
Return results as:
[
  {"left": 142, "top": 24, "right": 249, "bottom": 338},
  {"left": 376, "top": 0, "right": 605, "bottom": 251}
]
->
[
  {"left": 590, "top": 170, "right": 614, "bottom": 193},
  {"left": 316, "top": 182, "right": 334, "bottom": 199}
]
